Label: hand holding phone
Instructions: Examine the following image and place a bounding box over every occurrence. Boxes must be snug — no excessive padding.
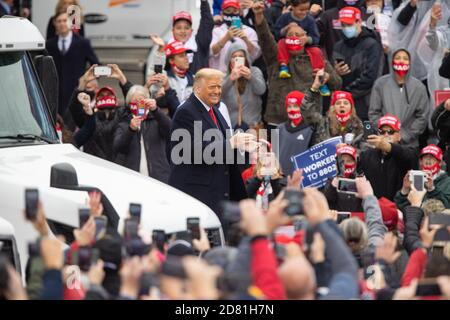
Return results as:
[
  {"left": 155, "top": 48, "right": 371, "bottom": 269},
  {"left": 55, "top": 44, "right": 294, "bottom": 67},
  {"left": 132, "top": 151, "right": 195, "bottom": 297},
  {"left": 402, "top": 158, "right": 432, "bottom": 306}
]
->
[
  {"left": 94, "top": 66, "right": 112, "bottom": 77},
  {"left": 363, "top": 121, "right": 377, "bottom": 140},
  {"left": 25, "top": 189, "right": 39, "bottom": 221},
  {"left": 187, "top": 217, "right": 201, "bottom": 240},
  {"left": 409, "top": 170, "right": 425, "bottom": 192},
  {"left": 129, "top": 203, "right": 142, "bottom": 224},
  {"left": 94, "top": 216, "right": 107, "bottom": 240},
  {"left": 337, "top": 178, "right": 358, "bottom": 195}
]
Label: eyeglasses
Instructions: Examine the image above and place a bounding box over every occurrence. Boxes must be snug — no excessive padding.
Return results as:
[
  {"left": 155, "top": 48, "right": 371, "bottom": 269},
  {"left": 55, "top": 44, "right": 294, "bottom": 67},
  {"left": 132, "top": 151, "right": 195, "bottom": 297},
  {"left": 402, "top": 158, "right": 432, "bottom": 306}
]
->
[{"left": 378, "top": 129, "right": 396, "bottom": 135}]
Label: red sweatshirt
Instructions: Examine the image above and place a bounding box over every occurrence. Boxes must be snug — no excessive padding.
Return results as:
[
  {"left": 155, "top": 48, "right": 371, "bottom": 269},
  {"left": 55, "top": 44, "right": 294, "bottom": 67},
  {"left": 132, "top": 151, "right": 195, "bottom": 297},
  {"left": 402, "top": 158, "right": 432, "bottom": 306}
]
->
[
  {"left": 251, "top": 237, "right": 286, "bottom": 300},
  {"left": 401, "top": 248, "right": 427, "bottom": 287}
]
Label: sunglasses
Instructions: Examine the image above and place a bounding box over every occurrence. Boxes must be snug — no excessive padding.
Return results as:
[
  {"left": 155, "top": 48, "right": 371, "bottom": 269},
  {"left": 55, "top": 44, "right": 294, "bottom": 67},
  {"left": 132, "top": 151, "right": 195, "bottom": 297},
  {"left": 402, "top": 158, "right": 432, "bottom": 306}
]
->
[{"left": 378, "top": 129, "right": 396, "bottom": 135}]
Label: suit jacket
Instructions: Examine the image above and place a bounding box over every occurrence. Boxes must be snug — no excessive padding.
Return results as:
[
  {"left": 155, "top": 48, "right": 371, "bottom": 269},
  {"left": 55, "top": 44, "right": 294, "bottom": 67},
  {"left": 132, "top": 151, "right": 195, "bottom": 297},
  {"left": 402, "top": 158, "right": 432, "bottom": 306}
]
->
[
  {"left": 46, "top": 33, "right": 99, "bottom": 120},
  {"left": 0, "top": 2, "right": 10, "bottom": 17},
  {"left": 168, "top": 94, "right": 248, "bottom": 217}
]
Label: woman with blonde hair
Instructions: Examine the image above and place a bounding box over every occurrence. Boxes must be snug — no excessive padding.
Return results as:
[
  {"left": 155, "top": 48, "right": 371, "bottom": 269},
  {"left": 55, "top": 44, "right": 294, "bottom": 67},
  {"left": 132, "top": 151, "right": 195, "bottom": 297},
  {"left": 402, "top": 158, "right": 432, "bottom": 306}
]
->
[{"left": 46, "top": 0, "right": 85, "bottom": 39}]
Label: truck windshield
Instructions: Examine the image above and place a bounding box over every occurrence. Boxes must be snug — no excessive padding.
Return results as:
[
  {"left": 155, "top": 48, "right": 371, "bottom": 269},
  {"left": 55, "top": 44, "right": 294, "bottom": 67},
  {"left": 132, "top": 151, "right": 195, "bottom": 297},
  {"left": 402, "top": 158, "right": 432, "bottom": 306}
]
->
[{"left": 0, "top": 52, "right": 58, "bottom": 146}]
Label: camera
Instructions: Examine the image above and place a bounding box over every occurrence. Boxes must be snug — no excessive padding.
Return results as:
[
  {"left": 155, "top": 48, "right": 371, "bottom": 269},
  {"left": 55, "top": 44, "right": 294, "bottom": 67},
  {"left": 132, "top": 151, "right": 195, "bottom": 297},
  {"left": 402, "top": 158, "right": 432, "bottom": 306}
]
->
[
  {"left": 187, "top": 218, "right": 200, "bottom": 240},
  {"left": 283, "top": 190, "right": 305, "bottom": 217},
  {"left": 129, "top": 203, "right": 142, "bottom": 224},
  {"left": 93, "top": 66, "right": 111, "bottom": 77},
  {"left": 409, "top": 170, "right": 425, "bottom": 192},
  {"left": 337, "top": 178, "right": 358, "bottom": 195},
  {"left": 25, "top": 188, "right": 39, "bottom": 221},
  {"left": 363, "top": 121, "right": 377, "bottom": 140}
]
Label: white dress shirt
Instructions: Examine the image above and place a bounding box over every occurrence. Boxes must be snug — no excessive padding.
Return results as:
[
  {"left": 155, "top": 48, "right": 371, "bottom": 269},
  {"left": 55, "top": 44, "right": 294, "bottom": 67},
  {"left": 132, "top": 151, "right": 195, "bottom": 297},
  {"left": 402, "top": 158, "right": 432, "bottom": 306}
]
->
[{"left": 58, "top": 31, "right": 73, "bottom": 54}]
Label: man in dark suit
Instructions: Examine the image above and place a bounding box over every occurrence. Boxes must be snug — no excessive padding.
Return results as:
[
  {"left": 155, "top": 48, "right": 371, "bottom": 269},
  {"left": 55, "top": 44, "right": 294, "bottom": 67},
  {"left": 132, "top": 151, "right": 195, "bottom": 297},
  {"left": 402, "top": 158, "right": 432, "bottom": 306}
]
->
[
  {"left": 46, "top": 12, "right": 99, "bottom": 124},
  {"left": 168, "top": 68, "right": 256, "bottom": 216}
]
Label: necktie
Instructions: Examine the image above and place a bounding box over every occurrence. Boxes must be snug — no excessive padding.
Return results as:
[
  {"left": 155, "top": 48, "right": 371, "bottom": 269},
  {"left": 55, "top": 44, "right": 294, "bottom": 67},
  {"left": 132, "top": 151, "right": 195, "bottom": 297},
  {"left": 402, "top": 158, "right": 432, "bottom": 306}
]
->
[
  {"left": 61, "top": 39, "right": 66, "bottom": 55},
  {"left": 208, "top": 107, "right": 218, "bottom": 127}
]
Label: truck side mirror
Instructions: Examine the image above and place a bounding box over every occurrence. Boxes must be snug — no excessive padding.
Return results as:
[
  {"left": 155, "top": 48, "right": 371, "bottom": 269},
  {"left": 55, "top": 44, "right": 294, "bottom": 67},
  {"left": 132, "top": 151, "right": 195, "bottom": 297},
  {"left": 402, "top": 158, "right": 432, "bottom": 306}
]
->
[
  {"left": 50, "top": 163, "right": 79, "bottom": 189},
  {"left": 34, "top": 55, "right": 59, "bottom": 122}
]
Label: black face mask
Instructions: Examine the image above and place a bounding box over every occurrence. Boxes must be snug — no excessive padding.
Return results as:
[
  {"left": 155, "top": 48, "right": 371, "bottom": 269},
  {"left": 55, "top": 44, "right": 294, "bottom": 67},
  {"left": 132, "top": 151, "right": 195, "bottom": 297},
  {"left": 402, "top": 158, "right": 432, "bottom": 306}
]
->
[
  {"left": 96, "top": 109, "right": 116, "bottom": 121},
  {"left": 223, "top": 14, "right": 240, "bottom": 27}
]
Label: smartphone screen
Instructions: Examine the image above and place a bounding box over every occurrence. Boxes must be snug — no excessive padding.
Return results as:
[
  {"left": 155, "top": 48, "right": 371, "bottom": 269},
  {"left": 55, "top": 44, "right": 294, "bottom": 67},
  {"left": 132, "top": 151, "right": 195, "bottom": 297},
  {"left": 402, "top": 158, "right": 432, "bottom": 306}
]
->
[
  {"left": 129, "top": 203, "right": 141, "bottom": 224},
  {"left": 154, "top": 64, "right": 163, "bottom": 74},
  {"left": 94, "top": 66, "right": 111, "bottom": 77},
  {"left": 413, "top": 174, "right": 425, "bottom": 192},
  {"left": 337, "top": 179, "right": 357, "bottom": 194},
  {"left": 79, "top": 208, "right": 90, "bottom": 228},
  {"left": 337, "top": 212, "right": 351, "bottom": 224},
  {"left": 25, "top": 189, "right": 39, "bottom": 221},
  {"left": 124, "top": 218, "right": 139, "bottom": 241},
  {"left": 416, "top": 280, "right": 442, "bottom": 297},
  {"left": 429, "top": 213, "right": 450, "bottom": 227},
  {"left": 187, "top": 218, "right": 200, "bottom": 240},
  {"left": 77, "top": 246, "right": 93, "bottom": 272},
  {"left": 94, "top": 217, "right": 107, "bottom": 240},
  {"left": 363, "top": 121, "right": 375, "bottom": 140}
]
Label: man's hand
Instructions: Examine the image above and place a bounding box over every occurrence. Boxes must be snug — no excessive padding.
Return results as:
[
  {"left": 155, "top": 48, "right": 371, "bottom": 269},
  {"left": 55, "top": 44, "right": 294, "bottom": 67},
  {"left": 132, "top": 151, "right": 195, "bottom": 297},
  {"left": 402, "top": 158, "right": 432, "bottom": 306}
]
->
[
  {"left": 419, "top": 217, "right": 438, "bottom": 249},
  {"left": 120, "top": 256, "right": 145, "bottom": 299},
  {"left": 430, "top": 2, "right": 442, "bottom": 28},
  {"left": 108, "top": 64, "right": 127, "bottom": 85},
  {"left": 192, "top": 228, "right": 211, "bottom": 253},
  {"left": 287, "top": 169, "right": 303, "bottom": 190},
  {"left": 88, "top": 260, "right": 105, "bottom": 285},
  {"left": 303, "top": 188, "right": 330, "bottom": 226},
  {"left": 334, "top": 61, "right": 351, "bottom": 76},
  {"left": 144, "top": 98, "right": 158, "bottom": 112},
  {"left": 236, "top": 28, "right": 249, "bottom": 42},
  {"left": 78, "top": 64, "right": 98, "bottom": 90},
  {"left": 310, "top": 4, "right": 322, "bottom": 17},
  {"left": 88, "top": 191, "right": 103, "bottom": 217},
  {"left": 311, "top": 69, "right": 329, "bottom": 91},
  {"left": 376, "top": 232, "right": 401, "bottom": 264},
  {"left": 73, "top": 217, "right": 96, "bottom": 247},
  {"left": 30, "top": 202, "right": 49, "bottom": 237},
  {"left": 130, "top": 116, "right": 143, "bottom": 131},
  {"left": 239, "top": 199, "right": 268, "bottom": 236},
  {"left": 40, "top": 237, "right": 64, "bottom": 270},
  {"left": 410, "top": 0, "right": 418, "bottom": 8},
  {"left": 401, "top": 171, "right": 412, "bottom": 195},
  {"left": 407, "top": 185, "right": 426, "bottom": 208},
  {"left": 266, "top": 191, "right": 290, "bottom": 234},
  {"left": 230, "top": 132, "right": 257, "bottom": 151},
  {"left": 367, "top": 135, "right": 391, "bottom": 153},
  {"left": 355, "top": 176, "right": 374, "bottom": 199},
  {"left": 424, "top": 171, "right": 435, "bottom": 192}
]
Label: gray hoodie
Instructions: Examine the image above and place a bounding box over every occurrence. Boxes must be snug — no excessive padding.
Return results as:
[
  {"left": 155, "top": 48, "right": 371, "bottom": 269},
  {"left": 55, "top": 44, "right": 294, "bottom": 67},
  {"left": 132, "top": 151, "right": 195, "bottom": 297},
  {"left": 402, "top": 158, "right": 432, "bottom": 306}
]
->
[
  {"left": 368, "top": 48, "right": 429, "bottom": 147},
  {"left": 221, "top": 42, "right": 266, "bottom": 128}
]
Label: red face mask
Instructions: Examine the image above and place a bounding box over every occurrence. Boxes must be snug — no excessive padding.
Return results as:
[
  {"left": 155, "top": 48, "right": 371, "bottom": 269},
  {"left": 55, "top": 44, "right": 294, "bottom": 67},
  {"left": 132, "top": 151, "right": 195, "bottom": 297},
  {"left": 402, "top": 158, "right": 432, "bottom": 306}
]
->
[
  {"left": 344, "top": 162, "right": 356, "bottom": 178},
  {"left": 287, "top": 109, "right": 303, "bottom": 126},
  {"left": 393, "top": 62, "right": 409, "bottom": 77},
  {"left": 336, "top": 110, "right": 352, "bottom": 126},
  {"left": 170, "top": 62, "right": 188, "bottom": 77},
  {"left": 285, "top": 36, "right": 304, "bottom": 52},
  {"left": 422, "top": 163, "right": 441, "bottom": 176}
]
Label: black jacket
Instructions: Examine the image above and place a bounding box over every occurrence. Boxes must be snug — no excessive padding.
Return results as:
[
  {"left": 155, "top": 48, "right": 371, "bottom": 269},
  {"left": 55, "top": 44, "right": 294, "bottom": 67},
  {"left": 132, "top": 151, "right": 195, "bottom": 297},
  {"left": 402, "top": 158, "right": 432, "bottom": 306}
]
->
[
  {"left": 168, "top": 94, "right": 248, "bottom": 216},
  {"left": 67, "top": 88, "right": 127, "bottom": 162},
  {"left": 403, "top": 206, "right": 424, "bottom": 255},
  {"left": 439, "top": 53, "right": 450, "bottom": 79},
  {"left": 190, "top": 0, "right": 214, "bottom": 73},
  {"left": 245, "top": 177, "right": 284, "bottom": 201},
  {"left": 316, "top": 0, "right": 366, "bottom": 61},
  {"left": 359, "top": 144, "right": 418, "bottom": 201},
  {"left": 46, "top": 33, "right": 99, "bottom": 118},
  {"left": 323, "top": 179, "right": 363, "bottom": 212},
  {"left": 431, "top": 101, "right": 450, "bottom": 174},
  {"left": 113, "top": 108, "right": 171, "bottom": 184},
  {"left": 332, "top": 27, "right": 383, "bottom": 120}
]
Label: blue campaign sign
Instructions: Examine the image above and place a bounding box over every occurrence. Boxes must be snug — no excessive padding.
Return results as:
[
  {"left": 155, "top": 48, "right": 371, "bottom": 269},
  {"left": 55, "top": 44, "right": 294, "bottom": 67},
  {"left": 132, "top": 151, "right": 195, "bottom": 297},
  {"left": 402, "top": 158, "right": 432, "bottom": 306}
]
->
[{"left": 291, "top": 136, "right": 343, "bottom": 188}]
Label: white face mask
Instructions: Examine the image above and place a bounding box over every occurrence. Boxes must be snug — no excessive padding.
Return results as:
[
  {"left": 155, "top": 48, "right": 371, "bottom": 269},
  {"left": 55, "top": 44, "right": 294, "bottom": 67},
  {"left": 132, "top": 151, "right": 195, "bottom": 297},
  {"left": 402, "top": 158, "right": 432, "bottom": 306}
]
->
[{"left": 366, "top": 5, "right": 382, "bottom": 14}]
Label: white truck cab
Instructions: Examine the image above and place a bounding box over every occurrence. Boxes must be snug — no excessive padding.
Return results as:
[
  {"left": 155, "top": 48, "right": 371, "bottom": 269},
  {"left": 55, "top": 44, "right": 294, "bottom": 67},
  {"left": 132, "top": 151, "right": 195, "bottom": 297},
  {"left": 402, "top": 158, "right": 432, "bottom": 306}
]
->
[{"left": 0, "top": 16, "right": 224, "bottom": 277}]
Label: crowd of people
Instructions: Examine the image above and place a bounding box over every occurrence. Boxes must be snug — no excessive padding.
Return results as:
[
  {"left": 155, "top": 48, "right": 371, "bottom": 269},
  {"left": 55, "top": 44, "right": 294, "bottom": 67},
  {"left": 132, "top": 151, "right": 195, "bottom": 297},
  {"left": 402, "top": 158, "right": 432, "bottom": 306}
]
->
[{"left": 1, "top": 0, "right": 450, "bottom": 301}]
